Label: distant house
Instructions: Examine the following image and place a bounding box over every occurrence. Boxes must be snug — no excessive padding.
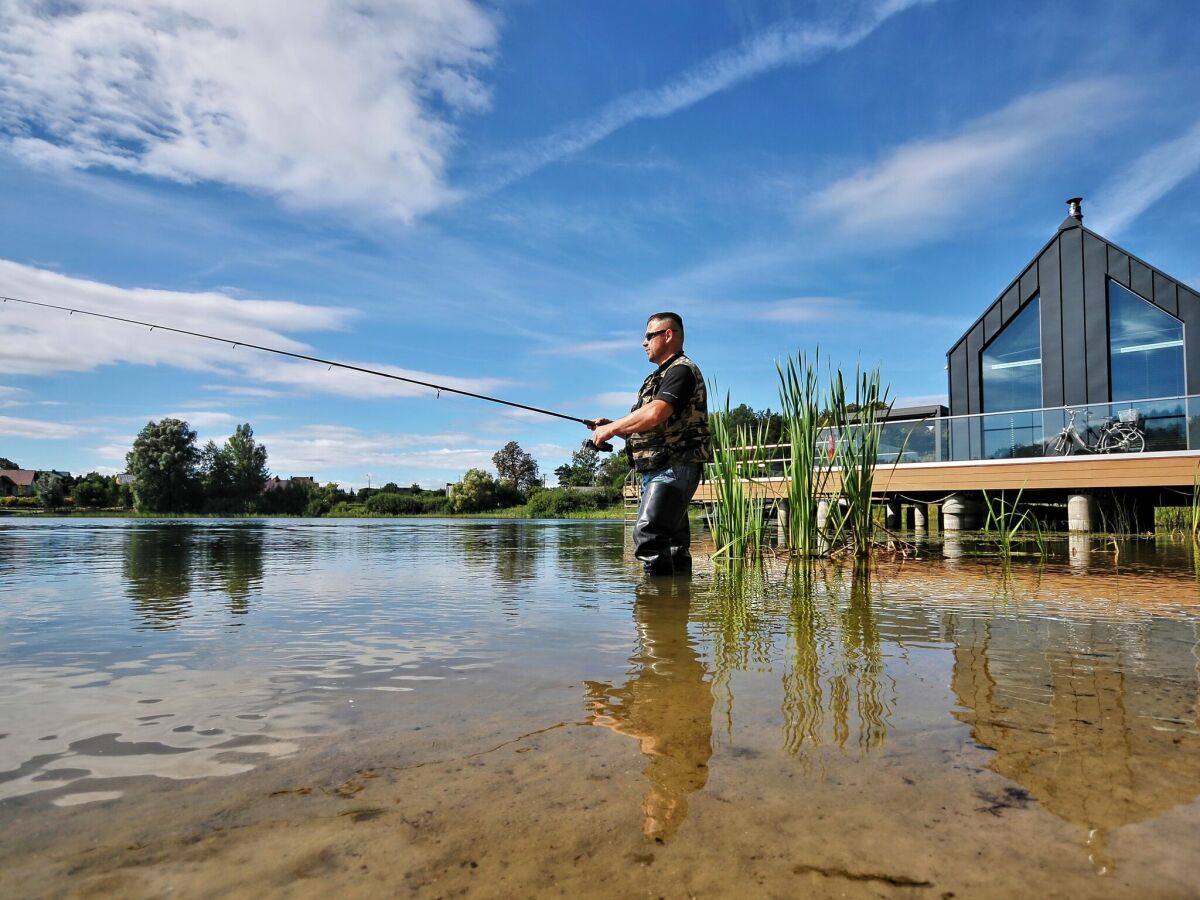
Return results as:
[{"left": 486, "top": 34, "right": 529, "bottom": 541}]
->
[
  {"left": 0, "top": 470, "right": 38, "bottom": 497},
  {"left": 263, "top": 476, "right": 317, "bottom": 492},
  {"left": 115, "top": 473, "right": 135, "bottom": 485}
]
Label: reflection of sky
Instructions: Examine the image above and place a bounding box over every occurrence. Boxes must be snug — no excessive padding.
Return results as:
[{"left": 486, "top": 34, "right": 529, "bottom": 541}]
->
[
  {"left": 3, "top": 519, "right": 1200, "bottom": 863},
  {"left": 0, "top": 519, "right": 637, "bottom": 805},
  {"left": 982, "top": 297, "right": 1041, "bottom": 413}
]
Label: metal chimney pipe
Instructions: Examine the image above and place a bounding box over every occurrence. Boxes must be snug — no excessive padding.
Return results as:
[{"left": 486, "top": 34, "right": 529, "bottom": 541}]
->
[{"left": 1066, "top": 197, "right": 1083, "bottom": 220}]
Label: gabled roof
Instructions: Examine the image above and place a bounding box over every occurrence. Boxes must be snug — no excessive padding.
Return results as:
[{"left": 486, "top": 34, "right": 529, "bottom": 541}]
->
[
  {"left": 947, "top": 211, "right": 1200, "bottom": 358},
  {"left": 0, "top": 469, "right": 37, "bottom": 487}
]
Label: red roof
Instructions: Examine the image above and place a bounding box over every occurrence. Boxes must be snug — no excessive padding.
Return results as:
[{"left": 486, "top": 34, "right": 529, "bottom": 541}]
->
[{"left": 0, "top": 469, "right": 36, "bottom": 487}]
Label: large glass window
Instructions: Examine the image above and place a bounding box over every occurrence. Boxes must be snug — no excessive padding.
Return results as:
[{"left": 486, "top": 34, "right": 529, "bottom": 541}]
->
[
  {"left": 983, "top": 296, "right": 1042, "bottom": 413},
  {"left": 982, "top": 297, "right": 1042, "bottom": 458},
  {"left": 1109, "top": 280, "right": 1184, "bottom": 401}
]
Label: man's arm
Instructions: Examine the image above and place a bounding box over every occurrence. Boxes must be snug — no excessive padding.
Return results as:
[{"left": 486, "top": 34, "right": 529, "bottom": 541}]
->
[{"left": 589, "top": 400, "right": 674, "bottom": 448}]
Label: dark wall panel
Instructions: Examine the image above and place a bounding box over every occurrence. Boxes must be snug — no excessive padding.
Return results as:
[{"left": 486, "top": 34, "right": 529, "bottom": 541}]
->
[
  {"left": 984, "top": 302, "right": 1002, "bottom": 342},
  {"left": 1020, "top": 266, "right": 1038, "bottom": 305},
  {"left": 966, "top": 326, "right": 983, "bottom": 415},
  {"left": 1153, "top": 272, "right": 1179, "bottom": 317},
  {"left": 1180, "top": 288, "right": 1200, "bottom": 395},
  {"left": 999, "top": 285, "right": 1019, "bottom": 325},
  {"left": 949, "top": 345, "right": 967, "bottom": 415},
  {"left": 1059, "top": 227, "right": 1087, "bottom": 406},
  {"left": 1131, "top": 259, "right": 1153, "bottom": 300},
  {"left": 1083, "top": 232, "right": 1110, "bottom": 403},
  {"left": 1107, "top": 246, "right": 1130, "bottom": 287},
  {"left": 1039, "top": 238, "right": 1065, "bottom": 408}
]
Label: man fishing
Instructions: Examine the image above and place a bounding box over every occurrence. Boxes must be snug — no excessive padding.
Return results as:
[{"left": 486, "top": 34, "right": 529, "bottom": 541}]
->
[{"left": 589, "top": 312, "right": 711, "bottom": 576}]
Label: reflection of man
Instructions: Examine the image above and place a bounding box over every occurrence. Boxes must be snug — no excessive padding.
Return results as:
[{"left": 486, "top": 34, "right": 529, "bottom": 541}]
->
[
  {"left": 589, "top": 312, "right": 711, "bottom": 576},
  {"left": 584, "top": 579, "right": 713, "bottom": 841}
]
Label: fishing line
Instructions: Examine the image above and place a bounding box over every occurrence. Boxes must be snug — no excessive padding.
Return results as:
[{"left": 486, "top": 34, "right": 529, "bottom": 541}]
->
[{"left": 1, "top": 292, "right": 601, "bottom": 429}]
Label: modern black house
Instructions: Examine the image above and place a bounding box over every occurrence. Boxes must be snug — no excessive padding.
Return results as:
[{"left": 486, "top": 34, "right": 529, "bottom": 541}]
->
[{"left": 945, "top": 199, "right": 1200, "bottom": 460}]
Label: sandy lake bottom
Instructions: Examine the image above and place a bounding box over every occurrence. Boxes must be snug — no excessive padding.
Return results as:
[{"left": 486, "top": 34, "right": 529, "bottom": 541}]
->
[{"left": 2, "top": 518, "right": 1198, "bottom": 898}]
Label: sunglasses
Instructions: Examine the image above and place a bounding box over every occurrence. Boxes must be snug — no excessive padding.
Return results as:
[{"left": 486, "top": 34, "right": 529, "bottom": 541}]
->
[{"left": 644, "top": 328, "right": 668, "bottom": 342}]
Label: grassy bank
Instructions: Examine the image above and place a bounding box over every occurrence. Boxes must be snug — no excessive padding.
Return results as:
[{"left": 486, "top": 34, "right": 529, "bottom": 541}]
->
[{"left": 3, "top": 505, "right": 628, "bottom": 521}]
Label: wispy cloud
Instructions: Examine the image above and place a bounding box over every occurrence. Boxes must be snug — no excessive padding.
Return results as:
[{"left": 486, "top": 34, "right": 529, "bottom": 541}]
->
[
  {"left": 0, "top": 259, "right": 509, "bottom": 398},
  {"left": 477, "top": 0, "right": 930, "bottom": 193},
  {"left": 808, "top": 79, "right": 1137, "bottom": 242},
  {"left": 0, "top": 0, "right": 500, "bottom": 221},
  {"left": 260, "top": 425, "right": 493, "bottom": 481},
  {"left": 755, "top": 297, "right": 847, "bottom": 322},
  {"left": 537, "top": 337, "right": 638, "bottom": 356},
  {"left": 1089, "top": 119, "right": 1200, "bottom": 236},
  {"left": 0, "top": 415, "right": 84, "bottom": 440}
]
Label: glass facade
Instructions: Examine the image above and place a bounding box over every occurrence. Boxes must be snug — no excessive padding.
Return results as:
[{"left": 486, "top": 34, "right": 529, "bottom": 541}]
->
[
  {"left": 981, "top": 296, "right": 1042, "bottom": 458},
  {"left": 1109, "top": 280, "right": 1185, "bottom": 401}
]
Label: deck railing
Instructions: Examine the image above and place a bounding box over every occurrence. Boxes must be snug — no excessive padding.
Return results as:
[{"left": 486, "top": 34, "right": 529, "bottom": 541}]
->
[{"left": 728, "top": 393, "right": 1200, "bottom": 476}]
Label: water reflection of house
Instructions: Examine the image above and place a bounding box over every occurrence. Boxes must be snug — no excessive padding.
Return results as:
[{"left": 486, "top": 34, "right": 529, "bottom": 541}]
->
[{"left": 948, "top": 612, "right": 1200, "bottom": 868}]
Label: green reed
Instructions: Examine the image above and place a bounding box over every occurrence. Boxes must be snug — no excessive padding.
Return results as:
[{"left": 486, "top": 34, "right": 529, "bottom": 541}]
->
[
  {"left": 981, "top": 486, "right": 1046, "bottom": 558},
  {"left": 705, "top": 387, "right": 769, "bottom": 560},
  {"left": 776, "top": 351, "right": 834, "bottom": 558},
  {"left": 824, "top": 364, "right": 890, "bottom": 558}
]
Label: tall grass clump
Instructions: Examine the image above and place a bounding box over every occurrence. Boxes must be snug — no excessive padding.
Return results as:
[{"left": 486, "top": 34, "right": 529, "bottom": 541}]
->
[
  {"left": 776, "top": 351, "right": 834, "bottom": 559},
  {"left": 825, "top": 365, "right": 890, "bottom": 558},
  {"left": 706, "top": 388, "right": 769, "bottom": 561},
  {"left": 981, "top": 486, "right": 1046, "bottom": 558}
]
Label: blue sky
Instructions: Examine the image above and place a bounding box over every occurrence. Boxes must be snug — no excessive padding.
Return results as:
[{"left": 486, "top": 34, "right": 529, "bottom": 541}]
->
[{"left": 2, "top": 0, "right": 1199, "bottom": 489}]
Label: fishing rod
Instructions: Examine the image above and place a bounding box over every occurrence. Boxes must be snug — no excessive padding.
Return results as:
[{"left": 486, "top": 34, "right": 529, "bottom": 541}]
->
[{"left": 0, "top": 292, "right": 614, "bottom": 449}]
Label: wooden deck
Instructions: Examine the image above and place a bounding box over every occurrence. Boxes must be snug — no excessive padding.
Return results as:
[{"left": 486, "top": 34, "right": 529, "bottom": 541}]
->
[{"left": 679, "top": 451, "right": 1200, "bottom": 503}]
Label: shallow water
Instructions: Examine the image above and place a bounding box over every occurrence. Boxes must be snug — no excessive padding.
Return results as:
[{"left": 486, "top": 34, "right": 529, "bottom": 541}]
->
[{"left": 1, "top": 518, "right": 1199, "bottom": 898}]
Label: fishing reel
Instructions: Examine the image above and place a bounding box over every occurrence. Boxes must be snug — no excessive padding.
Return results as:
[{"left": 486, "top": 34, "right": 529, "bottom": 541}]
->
[{"left": 582, "top": 420, "right": 614, "bottom": 453}]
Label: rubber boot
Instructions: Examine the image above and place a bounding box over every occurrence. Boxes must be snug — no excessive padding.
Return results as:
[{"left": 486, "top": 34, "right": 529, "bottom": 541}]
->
[
  {"left": 634, "top": 481, "right": 689, "bottom": 576},
  {"left": 669, "top": 516, "right": 692, "bottom": 573}
]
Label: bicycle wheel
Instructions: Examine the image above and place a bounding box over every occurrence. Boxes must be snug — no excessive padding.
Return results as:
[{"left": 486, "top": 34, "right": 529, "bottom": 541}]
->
[
  {"left": 1099, "top": 425, "right": 1145, "bottom": 453},
  {"left": 1049, "top": 433, "right": 1074, "bottom": 456}
]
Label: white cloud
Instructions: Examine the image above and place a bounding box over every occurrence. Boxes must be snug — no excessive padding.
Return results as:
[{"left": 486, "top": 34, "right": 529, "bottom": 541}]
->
[
  {"left": 0, "top": 259, "right": 509, "bottom": 399},
  {"left": 808, "top": 79, "right": 1136, "bottom": 242},
  {"left": 1089, "top": 119, "right": 1200, "bottom": 236},
  {"left": 479, "top": 0, "right": 930, "bottom": 192},
  {"left": 0, "top": 0, "right": 499, "bottom": 221},
  {"left": 260, "top": 425, "right": 492, "bottom": 477},
  {"left": 585, "top": 391, "right": 636, "bottom": 408},
  {"left": 537, "top": 337, "right": 638, "bottom": 356},
  {"left": 754, "top": 297, "right": 847, "bottom": 322},
  {"left": 201, "top": 384, "right": 289, "bottom": 400},
  {"left": 0, "top": 415, "right": 84, "bottom": 440},
  {"left": 161, "top": 411, "right": 241, "bottom": 430}
]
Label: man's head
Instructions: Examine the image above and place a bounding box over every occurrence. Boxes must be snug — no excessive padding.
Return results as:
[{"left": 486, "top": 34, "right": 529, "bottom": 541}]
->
[{"left": 643, "top": 312, "right": 684, "bottom": 365}]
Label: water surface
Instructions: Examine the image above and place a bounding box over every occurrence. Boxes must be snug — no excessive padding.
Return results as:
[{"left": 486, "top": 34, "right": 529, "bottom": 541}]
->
[{"left": 2, "top": 519, "right": 1198, "bottom": 897}]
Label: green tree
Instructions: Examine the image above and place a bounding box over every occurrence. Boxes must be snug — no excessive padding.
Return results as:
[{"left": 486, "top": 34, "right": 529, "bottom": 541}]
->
[
  {"left": 556, "top": 445, "right": 600, "bottom": 486},
  {"left": 595, "top": 451, "right": 631, "bottom": 488},
  {"left": 449, "top": 468, "right": 498, "bottom": 512},
  {"left": 34, "top": 472, "right": 65, "bottom": 508},
  {"left": 224, "top": 423, "right": 269, "bottom": 509},
  {"left": 126, "top": 418, "right": 201, "bottom": 513},
  {"left": 0, "top": 456, "right": 20, "bottom": 470},
  {"left": 71, "top": 472, "right": 112, "bottom": 508},
  {"left": 492, "top": 441, "right": 541, "bottom": 494}
]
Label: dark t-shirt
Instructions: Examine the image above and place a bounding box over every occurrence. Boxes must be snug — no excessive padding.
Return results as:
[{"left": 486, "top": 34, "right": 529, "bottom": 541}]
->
[{"left": 654, "top": 359, "right": 695, "bottom": 412}]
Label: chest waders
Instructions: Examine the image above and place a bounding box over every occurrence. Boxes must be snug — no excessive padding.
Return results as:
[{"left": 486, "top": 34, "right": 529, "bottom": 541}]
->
[{"left": 627, "top": 355, "right": 711, "bottom": 576}]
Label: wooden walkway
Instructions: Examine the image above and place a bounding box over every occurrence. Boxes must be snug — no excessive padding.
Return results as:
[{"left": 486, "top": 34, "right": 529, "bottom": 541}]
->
[{"left": 623, "top": 452, "right": 1200, "bottom": 505}]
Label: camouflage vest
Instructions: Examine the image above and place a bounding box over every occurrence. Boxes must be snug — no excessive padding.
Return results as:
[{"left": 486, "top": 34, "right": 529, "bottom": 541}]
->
[{"left": 625, "top": 353, "right": 712, "bottom": 473}]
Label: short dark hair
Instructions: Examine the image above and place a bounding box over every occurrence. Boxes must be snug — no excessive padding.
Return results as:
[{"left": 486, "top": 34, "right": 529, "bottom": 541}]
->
[{"left": 647, "top": 311, "right": 683, "bottom": 338}]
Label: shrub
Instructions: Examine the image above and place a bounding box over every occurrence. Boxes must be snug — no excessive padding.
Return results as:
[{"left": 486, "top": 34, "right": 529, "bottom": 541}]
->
[
  {"left": 0, "top": 496, "right": 40, "bottom": 508},
  {"left": 526, "top": 487, "right": 599, "bottom": 518}
]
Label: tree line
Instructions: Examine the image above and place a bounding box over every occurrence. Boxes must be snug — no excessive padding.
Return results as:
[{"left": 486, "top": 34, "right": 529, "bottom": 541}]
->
[{"left": 4, "top": 423, "right": 633, "bottom": 517}]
